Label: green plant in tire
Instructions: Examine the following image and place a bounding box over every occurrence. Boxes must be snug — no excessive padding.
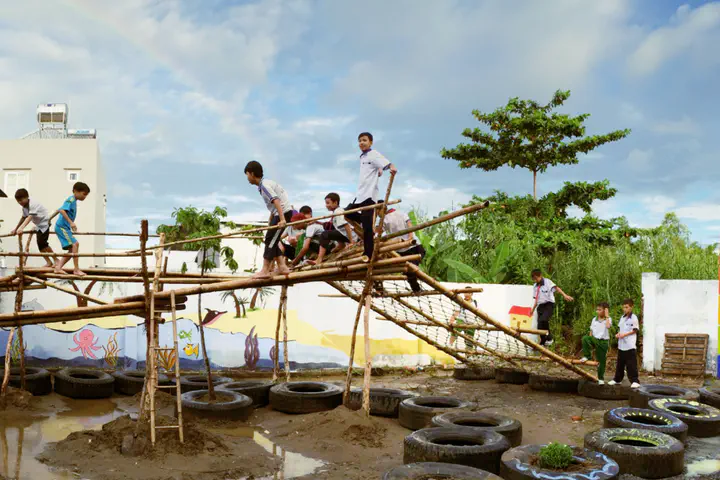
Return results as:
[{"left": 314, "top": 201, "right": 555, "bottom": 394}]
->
[{"left": 538, "top": 442, "right": 574, "bottom": 469}]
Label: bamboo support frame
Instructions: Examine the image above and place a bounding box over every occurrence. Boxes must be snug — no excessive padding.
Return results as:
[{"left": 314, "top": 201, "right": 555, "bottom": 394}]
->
[
  {"left": 0, "top": 251, "right": 153, "bottom": 258},
  {"left": 380, "top": 202, "right": 489, "bottom": 242},
  {"left": 15, "top": 235, "right": 27, "bottom": 391},
  {"left": 373, "top": 314, "right": 548, "bottom": 335},
  {"left": 24, "top": 275, "right": 107, "bottom": 305},
  {"left": 273, "top": 286, "right": 287, "bottom": 382},
  {"left": 318, "top": 287, "right": 485, "bottom": 299},
  {"left": 1, "top": 329, "right": 16, "bottom": 400},
  {"left": 282, "top": 288, "right": 290, "bottom": 382}
]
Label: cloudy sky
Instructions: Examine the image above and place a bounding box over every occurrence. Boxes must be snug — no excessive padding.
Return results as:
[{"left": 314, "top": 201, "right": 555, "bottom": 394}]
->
[{"left": 1, "top": 0, "right": 718, "bottom": 248}]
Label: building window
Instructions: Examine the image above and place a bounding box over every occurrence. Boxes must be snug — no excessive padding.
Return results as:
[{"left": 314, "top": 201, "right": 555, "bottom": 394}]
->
[
  {"left": 67, "top": 170, "right": 81, "bottom": 182},
  {"left": 4, "top": 170, "right": 30, "bottom": 194}
]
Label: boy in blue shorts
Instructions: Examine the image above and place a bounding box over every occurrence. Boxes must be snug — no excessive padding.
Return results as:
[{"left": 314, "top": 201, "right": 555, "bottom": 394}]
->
[{"left": 51, "top": 182, "right": 90, "bottom": 276}]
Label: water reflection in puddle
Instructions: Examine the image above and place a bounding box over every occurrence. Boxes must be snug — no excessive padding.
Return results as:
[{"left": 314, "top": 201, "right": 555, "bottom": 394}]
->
[
  {"left": 210, "top": 426, "right": 325, "bottom": 479},
  {"left": 685, "top": 436, "right": 720, "bottom": 478}
]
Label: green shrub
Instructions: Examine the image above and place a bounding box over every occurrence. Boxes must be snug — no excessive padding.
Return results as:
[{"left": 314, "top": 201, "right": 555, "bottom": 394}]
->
[{"left": 538, "top": 442, "right": 574, "bottom": 469}]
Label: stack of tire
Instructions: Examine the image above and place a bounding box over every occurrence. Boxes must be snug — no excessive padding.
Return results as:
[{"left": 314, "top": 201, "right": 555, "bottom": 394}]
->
[{"left": 0, "top": 367, "right": 52, "bottom": 396}]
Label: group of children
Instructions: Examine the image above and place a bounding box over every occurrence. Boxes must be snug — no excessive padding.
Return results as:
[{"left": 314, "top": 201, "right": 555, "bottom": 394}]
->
[
  {"left": 244, "top": 131, "right": 426, "bottom": 292},
  {"left": 530, "top": 270, "right": 640, "bottom": 387},
  {"left": 7, "top": 182, "right": 91, "bottom": 276}
]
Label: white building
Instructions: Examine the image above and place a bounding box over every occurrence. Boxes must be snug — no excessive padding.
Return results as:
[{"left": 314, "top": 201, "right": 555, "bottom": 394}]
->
[{"left": 0, "top": 104, "right": 106, "bottom": 268}]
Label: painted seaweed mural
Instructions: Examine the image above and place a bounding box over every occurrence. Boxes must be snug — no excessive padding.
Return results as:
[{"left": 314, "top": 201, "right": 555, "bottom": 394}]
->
[
  {"left": 102, "top": 332, "right": 121, "bottom": 368},
  {"left": 157, "top": 345, "right": 177, "bottom": 372},
  {"left": 244, "top": 326, "right": 260, "bottom": 370}
]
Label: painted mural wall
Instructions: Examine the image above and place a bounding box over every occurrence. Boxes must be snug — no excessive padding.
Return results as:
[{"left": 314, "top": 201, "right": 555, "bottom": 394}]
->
[{"left": 0, "top": 252, "right": 538, "bottom": 371}]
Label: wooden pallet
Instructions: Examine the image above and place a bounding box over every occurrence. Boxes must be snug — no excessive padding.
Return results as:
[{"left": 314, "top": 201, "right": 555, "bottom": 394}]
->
[{"left": 661, "top": 333, "right": 708, "bottom": 377}]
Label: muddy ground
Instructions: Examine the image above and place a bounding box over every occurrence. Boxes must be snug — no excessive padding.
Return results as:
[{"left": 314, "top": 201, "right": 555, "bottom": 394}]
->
[{"left": 0, "top": 369, "right": 718, "bottom": 480}]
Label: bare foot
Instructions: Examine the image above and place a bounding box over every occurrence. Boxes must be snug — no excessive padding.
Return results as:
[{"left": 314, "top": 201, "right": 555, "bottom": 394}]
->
[
  {"left": 73, "top": 270, "right": 86, "bottom": 277},
  {"left": 276, "top": 265, "right": 291, "bottom": 275},
  {"left": 252, "top": 270, "right": 271, "bottom": 279},
  {"left": 306, "top": 260, "right": 316, "bottom": 266}
]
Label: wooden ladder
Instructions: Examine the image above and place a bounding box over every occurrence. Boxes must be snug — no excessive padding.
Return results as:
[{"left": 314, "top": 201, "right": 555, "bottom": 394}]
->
[{"left": 148, "top": 290, "right": 184, "bottom": 444}]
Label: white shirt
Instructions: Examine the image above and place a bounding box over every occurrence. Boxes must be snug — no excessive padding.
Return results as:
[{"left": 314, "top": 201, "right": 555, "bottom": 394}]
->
[
  {"left": 533, "top": 278, "right": 556, "bottom": 305},
  {"left": 618, "top": 313, "right": 639, "bottom": 351},
  {"left": 283, "top": 225, "right": 303, "bottom": 243},
  {"left": 355, "top": 149, "right": 390, "bottom": 202},
  {"left": 305, "top": 223, "right": 324, "bottom": 242},
  {"left": 258, "top": 179, "right": 291, "bottom": 216},
  {"left": 382, "top": 210, "right": 412, "bottom": 252},
  {"left": 590, "top": 317, "right": 611, "bottom": 340},
  {"left": 331, "top": 207, "right": 348, "bottom": 231},
  {"left": 22, "top": 200, "right": 50, "bottom": 232}
]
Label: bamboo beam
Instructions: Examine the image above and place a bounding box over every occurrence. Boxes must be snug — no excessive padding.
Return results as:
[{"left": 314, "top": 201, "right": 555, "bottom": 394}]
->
[
  {"left": 0, "top": 285, "right": 46, "bottom": 293},
  {"left": 372, "top": 316, "right": 548, "bottom": 335},
  {"left": 282, "top": 287, "right": 290, "bottom": 382},
  {"left": 24, "top": 275, "right": 107, "bottom": 305},
  {"left": 0, "top": 231, "right": 161, "bottom": 238},
  {"left": 0, "top": 251, "right": 153, "bottom": 258},
  {"left": 407, "top": 264, "right": 597, "bottom": 381},
  {"left": 273, "top": 287, "right": 285, "bottom": 382},
  {"left": 15, "top": 235, "right": 27, "bottom": 391},
  {"left": 0, "top": 307, "right": 146, "bottom": 328},
  {"left": 510, "top": 355, "right": 599, "bottom": 367},
  {"left": 381, "top": 202, "right": 489, "bottom": 242},
  {"left": 296, "top": 256, "right": 369, "bottom": 272},
  {"left": 318, "top": 287, "right": 485, "bottom": 299}
]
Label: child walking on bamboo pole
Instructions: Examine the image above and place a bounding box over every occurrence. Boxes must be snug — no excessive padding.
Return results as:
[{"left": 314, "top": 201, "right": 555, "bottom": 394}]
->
[
  {"left": 529, "top": 269, "right": 573, "bottom": 347},
  {"left": 50, "top": 182, "right": 90, "bottom": 276},
  {"left": 244, "top": 161, "right": 293, "bottom": 278},
  {"left": 10, "top": 188, "right": 55, "bottom": 268}
]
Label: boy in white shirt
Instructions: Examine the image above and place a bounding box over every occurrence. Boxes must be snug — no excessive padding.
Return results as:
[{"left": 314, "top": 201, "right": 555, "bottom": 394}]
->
[
  {"left": 530, "top": 269, "right": 574, "bottom": 347},
  {"left": 608, "top": 298, "right": 641, "bottom": 388},
  {"left": 380, "top": 207, "right": 426, "bottom": 292},
  {"left": 314, "top": 193, "right": 355, "bottom": 264},
  {"left": 10, "top": 188, "right": 55, "bottom": 267},
  {"left": 580, "top": 302, "right": 611, "bottom": 384},
  {"left": 290, "top": 220, "right": 324, "bottom": 268}
]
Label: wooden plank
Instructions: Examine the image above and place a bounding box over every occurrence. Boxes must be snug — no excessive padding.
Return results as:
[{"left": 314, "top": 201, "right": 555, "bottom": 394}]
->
[
  {"left": 665, "top": 333, "right": 709, "bottom": 339},
  {"left": 661, "top": 367, "right": 705, "bottom": 376}
]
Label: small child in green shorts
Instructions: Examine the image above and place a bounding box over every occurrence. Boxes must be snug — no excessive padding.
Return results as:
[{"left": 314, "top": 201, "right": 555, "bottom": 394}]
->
[{"left": 580, "top": 301, "right": 611, "bottom": 384}]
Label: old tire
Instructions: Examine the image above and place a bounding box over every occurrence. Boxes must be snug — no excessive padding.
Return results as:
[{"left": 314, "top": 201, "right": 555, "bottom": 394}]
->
[
  {"left": 699, "top": 387, "right": 720, "bottom": 409},
  {"left": 583, "top": 428, "right": 684, "bottom": 478},
  {"left": 494, "top": 367, "right": 529, "bottom": 385},
  {"left": 403, "top": 427, "right": 510, "bottom": 474},
  {"left": 578, "top": 379, "right": 630, "bottom": 400},
  {"left": 0, "top": 367, "right": 52, "bottom": 396},
  {"left": 603, "top": 407, "right": 688, "bottom": 443},
  {"left": 54, "top": 368, "right": 114, "bottom": 399},
  {"left": 528, "top": 374, "right": 579, "bottom": 393},
  {"left": 347, "top": 387, "right": 417, "bottom": 417},
  {"left": 431, "top": 411, "right": 522, "bottom": 447},
  {"left": 628, "top": 384, "right": 698, "bottom": 409},
  {"left": 181, "top": 389, "right": 253, "bottom": 421},
  {"left": 383, "top": 462, "right": 502, "bottom": 479},
  {"left": 269, "top": 381, "right": 342, "bottom": 414},
  {"left": 218, "top": 380, "right": 274, "bottom": 408},
  {"left": 179, "top": 375, "right": 232, "bottom": 393},
  {"left": 454, "top": 366, "right": 495, "bottom": 381},
  {"left": 648, "top": 398, "right": 720, "bottom": 438},
  {"left": 399, "top": 396, "right": 473, "bottom": 431},
  {"left": 500, "top": 444, "right": 619, "bottom": 480},
  {"left": 112, "top": 370, "right": 170, "bottom": 396}
]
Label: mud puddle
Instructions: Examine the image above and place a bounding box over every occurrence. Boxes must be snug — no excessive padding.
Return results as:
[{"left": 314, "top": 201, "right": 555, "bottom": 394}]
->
[
  {"left": 210, "top": 425, "right": 325, "bottom": 479},
  {"left": 685, "top": 436, "right": 720, "bottom": 478}
]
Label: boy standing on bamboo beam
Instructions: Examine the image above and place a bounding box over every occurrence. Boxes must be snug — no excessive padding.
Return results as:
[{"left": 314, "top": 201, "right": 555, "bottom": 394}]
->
[
  {"left": 378, "top": 207, "right": 426, "bottom": 292},
  {"left": 529, "top": 269, "right": 573, "bottom": 347},
  {"left": 345, "top": 132, "right": 397, "bottom": 258},
  {"left": 580, "top": 302, "right": 611, "bottom": 384},
  {"left": 245, "top": 161, "right": 293, "bottom": 278},
  {"left": 314, "top": 193, "right": 354, "bottom": 265},
  {"left": 49, "top": 182, "right": 90, "bottom": 276},
  {"left": 10, "top": 188, "right": 55, "bottom": 268}
]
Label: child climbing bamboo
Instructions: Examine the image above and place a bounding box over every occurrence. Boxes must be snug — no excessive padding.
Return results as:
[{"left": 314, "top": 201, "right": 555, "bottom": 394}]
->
[{"left": 580, "top": 302, "right": 611, "bottom": 384}]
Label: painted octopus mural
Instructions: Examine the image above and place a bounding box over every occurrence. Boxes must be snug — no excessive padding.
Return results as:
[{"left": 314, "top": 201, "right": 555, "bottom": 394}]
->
[{"left": 70, "top": 329, "right": 102, "bottom": 359}]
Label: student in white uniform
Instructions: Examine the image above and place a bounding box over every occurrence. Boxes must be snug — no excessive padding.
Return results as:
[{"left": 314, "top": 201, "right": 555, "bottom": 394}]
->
[
  {"left": 379, "top": 207, "right": 426, "bottom": 292},
  {"left": 608, "top": 298, "right": 641, "bottom": 388},
  {"left": 530, "top": 269, "right": 574, "bottom": 346},
  {"left": 345, "top": 132, "right": 397, "bottom": 258},
  {"left": 580, "top": 302, "right": 611, "bottom": 384},
  {"left": 315, "top": 192, "right": 355, "bottom": 264},
  {"left": 10, "top": 188, "right": 55, "bottom": 268},
  {"left": 290, "top": 220, "right": 325, "bottom": 268}
]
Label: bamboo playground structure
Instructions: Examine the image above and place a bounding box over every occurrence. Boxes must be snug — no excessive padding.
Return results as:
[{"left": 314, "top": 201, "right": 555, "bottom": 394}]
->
[{"left": 0, "top": 194, "right": 598, "bottom": 417}]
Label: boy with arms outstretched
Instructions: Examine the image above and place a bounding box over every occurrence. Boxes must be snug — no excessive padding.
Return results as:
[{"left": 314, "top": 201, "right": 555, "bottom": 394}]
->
[
  {"left": 51, "top": 182, "right": 90, "bottom": 276},
  {"left": 10, "top": 188, "right": 55, "bottom": 267},
  {"left": 580, "top": 302, "right": 611, "bottom": 384},
  {"left": 530, "top": 269, "right": 573, "bottom": 347},
  {"left": 244, "top": 161, "right": 293, "bottom": 278},
  {"left": 314, "top": 193, "right": 354, "bottom": 264},
  {"left": 608, "top": 298, "right": 641, "bottom": 388}
]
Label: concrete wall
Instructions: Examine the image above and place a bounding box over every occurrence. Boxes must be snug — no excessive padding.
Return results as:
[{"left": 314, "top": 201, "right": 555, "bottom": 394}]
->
[
  {"left": 641, "top": 272, "right": 719, "bottom": 376},
  {"left": 0, "top": 139, "right": 106, "bottom": 267}
]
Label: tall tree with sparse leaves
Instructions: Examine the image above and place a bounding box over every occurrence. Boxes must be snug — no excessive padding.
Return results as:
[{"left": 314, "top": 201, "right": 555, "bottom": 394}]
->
[{"left": 441, "top": 90, "right": 630, "bottom": 199}]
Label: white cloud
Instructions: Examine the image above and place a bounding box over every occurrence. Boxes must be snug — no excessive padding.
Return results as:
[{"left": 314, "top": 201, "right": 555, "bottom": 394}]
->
[
  {"left": 170, "top": 193, "right": 253, "bottom": 208},
  {"left": 651, "top": 115, "right": 701, "bottom": 136},
  {"left": 619, "top": 103, "right": 645, "bottom": 124},
  {"left": 628, "top": 3, "right": 720, "bottom": 76},
  {"left": 674, "top": 203, "right": 720, "bottom": 221},
  {"left": 626, "top": 149, "right": 653, "bottom": 170},
  {"left": 640, "top": 195, "right": 677, "bottom": 215}
]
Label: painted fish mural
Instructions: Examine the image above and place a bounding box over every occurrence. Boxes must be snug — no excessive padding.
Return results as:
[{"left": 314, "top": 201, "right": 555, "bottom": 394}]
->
[{"left": 183, "top": 343, "right": 199, "bottom": 358}]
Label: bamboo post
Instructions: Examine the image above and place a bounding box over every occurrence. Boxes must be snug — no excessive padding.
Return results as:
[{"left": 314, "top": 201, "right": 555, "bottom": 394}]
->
[
  {"left": 148, "top": 232, "right": 164, "bottom": 445},
  {"left": 407, "top": 264, "right": 597, "bottom": 381},
  {"left": 282, "top": 288, "right": 290, "bottom": 382},
  {"left": 1, "top": 329, "right": 16, "bottom": 400},
  {"left": 137, "top": 220, "right": 152, "bottom": 427},
  {"left": 361, "top": 293, "right": 372, "bottom": 413},
  {"left": 273, "top": 286, "right": 286, "bottom": 382},
  {"left": 171, "top": 291, "right": 184, "bottom": 443},
  {"left": 15, "top": 234, "right": 26, "bottom": 391}
]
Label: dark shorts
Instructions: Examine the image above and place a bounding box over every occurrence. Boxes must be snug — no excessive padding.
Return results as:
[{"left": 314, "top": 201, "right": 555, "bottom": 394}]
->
[
  {"left": 281, "top": 243, "right": 296, "bottom": 260},
  {"left": 36, "top": 229, "right": 51, "bottom": 251}
]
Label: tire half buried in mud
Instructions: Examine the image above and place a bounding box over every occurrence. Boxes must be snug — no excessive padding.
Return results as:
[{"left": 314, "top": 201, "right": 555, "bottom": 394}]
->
[
  {"left": 578, "top": 379, "right": 630, "bottom": 400},
  {"left": 648, "top": 398, "right": 720, "bottom": 438},
  {"left": 500, "top": 444, "right": 619, "bottom": 480},
  {"left": 453, "top": 366, "right": 496, "bottom": 381},
  {"left": 181, "top": 389, "right": 253, "bottom": 421},
  {"left": 403, "top": 427, "right": 510, "bottom": 474},
  {"left": 383, "top": 462, "right": 502, "bottom": 479},
  {"left": 269, "top": 381, "right": 342, "bottom": 414},
  {"left": 699, "top": 386, "right": 720, "bottom": 409},
  {"left": 347, "top": 387, "right": 417, "bottom": 417},
  {"left": 431, "top": 411, "right": 522, "bottom": 447},
  {"left": 628, "top": 384, "right": 698, "bottom": 409},
  {"left": 0, "top": 367, "right": 52, "bottom": 396},
  {"left": 179, "top": 374, "right": 232, "bottom": 393},
  {"left": 603, "top": 407, "right": 688, "bottom": 443},
  {"left": 583, "top": 428, "right": 684, "bottom": 478},
  {"left": 528, "top": 374, "right": 579, "bottom": 394},
  {"left": 54, "top": 368, "right": 114, "bottom": 399},
  {"left": 218, "top": 380, "right": 274, "bottom": 408},
  {"left": 399, "top": 396, "right": 473, "bottom": 431},
  {"left": 112, "top": 370, "right": 170, "bottom": 396},
  {"left": 494, "top": 367, "right": 529, "bottom": 385}
]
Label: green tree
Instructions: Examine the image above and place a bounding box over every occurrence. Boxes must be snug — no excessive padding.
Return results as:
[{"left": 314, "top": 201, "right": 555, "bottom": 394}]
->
[{"left": 441, "top": 90, "right": 630, "bottom": 199}]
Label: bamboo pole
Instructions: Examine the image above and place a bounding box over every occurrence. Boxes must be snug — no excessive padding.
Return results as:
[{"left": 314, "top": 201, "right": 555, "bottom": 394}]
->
[
  {"left": 1, "top": 329, "right": 16, "bottom": 400},
  {"left": 0, "top": 306, "right": 146, "bottom": 328},
  {"left": 0, "top": 251, "right": 153, "bottom": 258},
  {"left": 24, "top": 275, "right": 107, "bottom": 305},
  {"left": 282, "top": 287, "right": 290, "bottom": 382},
  {"left": 148, "top": 233, "right": 164, "bottom": 445},
  {"left": 406, "top": 264, "right": 597, "bottom": 381},
  {"left": 273, "top": 286, "right": 285, "bottom": 382},
  {"left": 511, "top": 355, "right": 599, "bottom": 366},
  {"left": 381, "top": 202, "right": 489, "bottom": 242},
  {"left": 372, "top": 316, "right": 548, "bottom": 335},
  {"left": 361, "top": 293, "right": 372, "bottom": 413},
  {"left": 31, "top": 273, "right": 237, "bottom": 284},
  {"left": 135, "top": 199, "right": 403, "bottom": 253},
  {"left": 0, "top": 231, "right": 162, "bottom": 238},
  {"left": 15, "top": 235, "right": 26, "bottom": 391},
  {"left": 296, "top": 255, "right": 369, "bottom": 272},
  {"left": 318, "top": 287, "right": 485, "bottom": 299}
]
